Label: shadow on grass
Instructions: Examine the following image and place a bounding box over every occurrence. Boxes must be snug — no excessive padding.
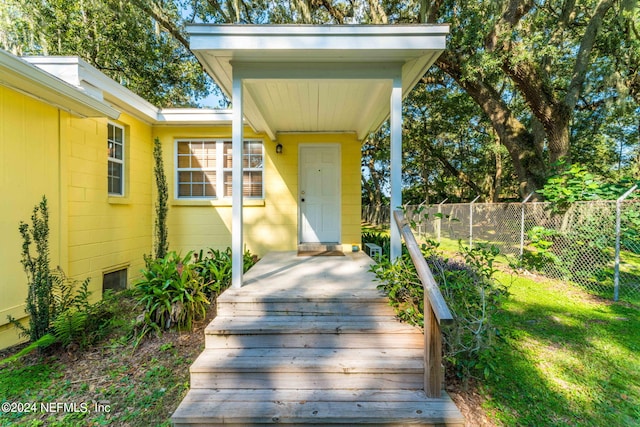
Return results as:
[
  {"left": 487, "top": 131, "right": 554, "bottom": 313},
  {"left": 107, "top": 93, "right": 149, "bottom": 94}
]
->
[{"left": 483, "top": 277, "right": 640, "bottom": 427}]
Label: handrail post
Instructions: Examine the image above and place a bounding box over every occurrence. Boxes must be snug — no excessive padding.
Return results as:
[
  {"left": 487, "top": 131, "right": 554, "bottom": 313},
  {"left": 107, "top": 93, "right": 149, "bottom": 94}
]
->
[
  {"left": 469, "top": 196, "right": 480, "bottom": 249},
  {"left": 520, "top": 192, "right": 534, "bottom": 260},
  {"left": 614, "top": 185, "right": 637, "bottom": 301},
  {"left": 424, "top": 302, "right": 442, "bottom": 397}
]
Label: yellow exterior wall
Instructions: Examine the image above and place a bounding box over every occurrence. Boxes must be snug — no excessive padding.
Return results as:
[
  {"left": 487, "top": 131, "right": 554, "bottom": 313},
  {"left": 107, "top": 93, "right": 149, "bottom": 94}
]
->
[
  {"left": 152, "top": 127, "right": 361, "bottom": 257},
  {"left": 0, "top": 85, "right": 153, "bottom": 349},
  {"left": 1, "top": 87, "right": 362, "bottom": 351},
  {"left": 0, "top": 85, "right": 63, "bottom": 348},
  {"left": 64, "top": 111, "right": 153, "bottom": 296}
]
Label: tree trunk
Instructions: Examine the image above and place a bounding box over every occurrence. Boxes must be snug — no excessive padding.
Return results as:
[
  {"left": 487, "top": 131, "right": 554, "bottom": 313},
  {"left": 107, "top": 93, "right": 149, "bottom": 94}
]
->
[{"left": 437, "top": 53, "right": 546, "bottom": 197}]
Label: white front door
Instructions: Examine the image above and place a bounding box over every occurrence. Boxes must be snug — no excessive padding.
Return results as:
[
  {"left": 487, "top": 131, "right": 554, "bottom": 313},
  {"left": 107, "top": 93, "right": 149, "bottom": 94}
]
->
[{"left": 299, "top": 144, "right": 341, "bottom": 243}]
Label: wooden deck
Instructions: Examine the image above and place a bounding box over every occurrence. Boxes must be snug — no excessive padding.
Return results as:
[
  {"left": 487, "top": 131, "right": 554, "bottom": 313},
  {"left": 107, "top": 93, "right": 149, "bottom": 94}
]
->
[{"left": 171, "top": 251, "right": 465, "bottom": 426}]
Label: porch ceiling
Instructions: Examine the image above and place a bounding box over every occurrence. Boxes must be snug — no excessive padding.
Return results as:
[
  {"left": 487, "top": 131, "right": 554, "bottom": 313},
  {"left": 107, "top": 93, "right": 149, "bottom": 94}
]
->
[{"left": 188, "top": 24, "right": 449, "bottom": 140}]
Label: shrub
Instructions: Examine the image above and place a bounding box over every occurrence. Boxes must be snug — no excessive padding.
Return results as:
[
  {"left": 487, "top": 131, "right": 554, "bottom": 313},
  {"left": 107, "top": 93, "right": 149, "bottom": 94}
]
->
[
  {"left": 195, "top": 247, "right": 258, "bottom": 297},
  {"left": 49, "top": 270, "right": 115, "bottom": 349},
  {"left": 9, "top": 196, "right": 110, "bottom": 352},
  {"left": 15, "top": 196, "right": 55, "bottom": 342},
  {"left": 134, "top": 251, "right": 209, "bottom": 333},
  {"left": 371, "top": 240, "right": 508, "bottom": 384},
  {"left": 3, "top": 268, "right": 116, "bottom": 365}
]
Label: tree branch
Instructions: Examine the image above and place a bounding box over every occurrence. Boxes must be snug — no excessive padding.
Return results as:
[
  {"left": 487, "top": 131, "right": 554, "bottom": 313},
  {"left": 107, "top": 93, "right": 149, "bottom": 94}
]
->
[
  {"left": 128, "top": 0, "right": 191, "bottom": 51},
  {"left": 564, "top": 0, "right": 616, "bottom": 110},
  {"left": 367, "top": 0, "right": 388, "bottom": 24},
  {"left": 313, "top": 0, "right": 345, "bottom": 23}
]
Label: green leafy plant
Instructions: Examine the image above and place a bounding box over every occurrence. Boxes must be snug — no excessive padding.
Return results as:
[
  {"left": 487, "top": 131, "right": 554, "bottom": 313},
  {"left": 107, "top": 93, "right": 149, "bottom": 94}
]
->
[
  {"left": 12, "top": 195, "right": 55, "bottom": 342},
  {"left": 521, "top": 226, "right": 562, "bottom": 271},
  {"left": 194, "top": 247, "right": 258, "bottom": 297},
  {"left": 2, "top": 270, "right": 117, "bottom": 365},
  {"left": 372, "top": 240, "right": 508, "bottom": 384},
  {"left": 538, "top": 161, "right": 639, "bottom": 212},
  {"left": 134, "top": 251, "right": 209, "bottom": 333}
]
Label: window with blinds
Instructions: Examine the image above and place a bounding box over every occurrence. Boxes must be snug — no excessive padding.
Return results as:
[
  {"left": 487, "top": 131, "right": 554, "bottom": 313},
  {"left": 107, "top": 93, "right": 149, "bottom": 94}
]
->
[{"left": 176, "top": 139, "right": 263, "bottom": 199}]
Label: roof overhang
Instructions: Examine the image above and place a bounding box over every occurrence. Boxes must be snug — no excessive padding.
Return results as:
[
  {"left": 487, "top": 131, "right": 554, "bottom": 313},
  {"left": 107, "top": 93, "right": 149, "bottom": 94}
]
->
[
  {"left": 21, "top": 54, "right": 237, "bottom": 126},
  {"left": 188, "top": 24, "right": 449, "bottom": 140},
  {"left": 0, "top": 50, "right": 120, "bottom": 119}
]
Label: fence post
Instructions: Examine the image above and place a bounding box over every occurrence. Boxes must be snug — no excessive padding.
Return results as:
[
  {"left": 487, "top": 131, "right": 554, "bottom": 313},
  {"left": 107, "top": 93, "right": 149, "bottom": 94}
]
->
[
  {"left": 416, "top": 200, "right": 427, "bottom": 236},
  {"left": 614, "top": 184, "right": 638, "bottom": 301},
  {"left": 469, "top": 196, "right": 480, "bottom": 249},
  {"left": 437, "top": 198, "right": 448, "bottom": 242},
  {"left": 520, "top": 192, "right": 534, "bottom": 260}
]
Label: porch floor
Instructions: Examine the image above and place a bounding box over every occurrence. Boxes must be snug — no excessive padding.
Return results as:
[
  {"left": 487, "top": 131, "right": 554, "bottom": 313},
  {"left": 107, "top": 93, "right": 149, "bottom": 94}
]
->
[{"left": 171, "top": 251, "right": 465, "bottom": 426}]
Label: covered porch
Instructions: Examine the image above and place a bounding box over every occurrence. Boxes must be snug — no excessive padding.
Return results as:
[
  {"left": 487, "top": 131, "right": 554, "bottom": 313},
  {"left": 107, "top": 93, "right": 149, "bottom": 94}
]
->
[{"left": 187, "top": 24, "right": 449, "bottom": 288}]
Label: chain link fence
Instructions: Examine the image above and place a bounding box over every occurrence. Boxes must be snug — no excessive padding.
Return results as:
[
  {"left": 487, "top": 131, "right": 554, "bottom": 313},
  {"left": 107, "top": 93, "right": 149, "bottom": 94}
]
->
[{"left": 363, "top": 189, "right": 640, "bottom": 301}]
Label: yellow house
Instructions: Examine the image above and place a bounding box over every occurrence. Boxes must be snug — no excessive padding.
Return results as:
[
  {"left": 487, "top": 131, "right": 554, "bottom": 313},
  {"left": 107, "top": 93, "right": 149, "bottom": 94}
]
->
[
  {"left": 0, "top": 24, "right": 448, "bottom": 349},
  {"left": 0, "top": 50, "right": 365, "bottom": 350}
]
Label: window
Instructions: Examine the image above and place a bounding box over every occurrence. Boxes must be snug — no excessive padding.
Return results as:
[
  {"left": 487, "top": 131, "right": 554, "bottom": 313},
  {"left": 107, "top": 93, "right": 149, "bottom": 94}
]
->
[
  {"left": 107, "top": 123, "right": 125, "bottom": 195},
  {"left": 177, "top": 140, "right": 217, "bottom": 198},
  {"left": 103, "top": 268, "right": 127, "bottom": 293},
  {"left": 176, "top": 139, "right": 263, "bottom": 199},
  {"left": 223, "top": 141, "right": 263, "bottom": 197}
]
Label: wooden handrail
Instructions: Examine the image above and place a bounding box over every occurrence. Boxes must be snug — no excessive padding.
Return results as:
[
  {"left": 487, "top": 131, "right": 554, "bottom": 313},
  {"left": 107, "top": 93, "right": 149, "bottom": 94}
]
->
[{"left": 393, "top": 209, "right": 454, "bottom": 398}]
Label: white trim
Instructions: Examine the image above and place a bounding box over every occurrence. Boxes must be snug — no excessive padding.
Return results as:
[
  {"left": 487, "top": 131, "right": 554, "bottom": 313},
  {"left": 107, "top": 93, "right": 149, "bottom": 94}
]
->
[
  {"left": 390, "top": 76, "right": 402, "bottom": 261},
  {"left": 107, "top": 122, "right": 126, "bottom": 196},
  {"left": 174, "top": 138, "right": 264, "bottom": 200},
  {"left": 19, "top": 53, "right": 239, "bottom": 127},
  {"left": 157, "top": 109, "right": 233, "bottom": 125},
  {"left": 188, "top": 24, "right": 449, "bottom": 51},
  {"left": 25, "top": 56, "right": 159, "bottom": 122},
  {"left": 231, "top": 77, "right": 244, "bottom": 289},
  {"left": 0, "top": 50, "right": 119, "bottom": 119}
]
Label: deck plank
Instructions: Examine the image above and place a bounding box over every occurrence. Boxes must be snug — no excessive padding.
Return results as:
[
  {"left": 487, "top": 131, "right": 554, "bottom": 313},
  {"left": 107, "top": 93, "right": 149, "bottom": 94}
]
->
[{"left": 173, "top": 389, "right": 464, "bottom": 426}]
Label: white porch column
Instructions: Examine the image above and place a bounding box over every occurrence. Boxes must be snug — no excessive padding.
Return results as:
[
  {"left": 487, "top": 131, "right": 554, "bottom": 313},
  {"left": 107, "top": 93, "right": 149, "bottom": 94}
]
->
[
  {"left": 231, "top": 76, "right": 244, "bottom": 288},
  {"left": 390, "top": 76, "right": 402, "bottom": 261}
]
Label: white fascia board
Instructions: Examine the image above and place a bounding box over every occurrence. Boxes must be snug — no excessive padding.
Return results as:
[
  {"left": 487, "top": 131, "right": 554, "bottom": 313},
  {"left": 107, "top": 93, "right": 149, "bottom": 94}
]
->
[
  {"left": 24, "top": 55, "right": 238, "bottom": 127},
  {"left": 188, "top": 24, "right": 449, "bottom": 52},
  {"left": 0, "top": 50, "right": 120, "bottom": 119},
  {"left": 157, "top": 108, "right": 234, "bottom": 125},
  {"left": 25, "top": 56, "right": 159, "bottom": 123}
]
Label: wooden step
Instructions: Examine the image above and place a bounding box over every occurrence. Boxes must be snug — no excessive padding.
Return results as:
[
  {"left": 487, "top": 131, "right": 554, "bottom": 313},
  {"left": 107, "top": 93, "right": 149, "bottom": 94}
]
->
[
  {"left": 172, "top": 389, "right": 465, "bottom": 426},
  {"left": 216, "top": 291, "right": 396, "bottom": 317},
  {"left": 190, "top": 347, "right": 424, "bottom": 390},
  {"left": 216, "top": 299, "right": 394, "bottom": 316},
  {"left": 205, "top": 315, "right": 421, "bottom": 335},
  {"left": 204, "top": 315, "right": 424, "bottom": 349}
]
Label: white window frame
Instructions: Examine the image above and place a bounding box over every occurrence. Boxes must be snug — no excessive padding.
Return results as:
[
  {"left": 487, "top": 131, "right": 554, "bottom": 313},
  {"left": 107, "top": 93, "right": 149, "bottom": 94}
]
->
[
  {"left": 175, "top": 139, "right": 264, "bottom": 200},
  {"left": 107, "top": 122, "right": 125, "bottom": 196}
]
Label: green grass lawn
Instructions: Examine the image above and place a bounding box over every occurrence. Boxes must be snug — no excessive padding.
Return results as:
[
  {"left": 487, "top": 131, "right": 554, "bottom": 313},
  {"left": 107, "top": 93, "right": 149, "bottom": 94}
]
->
[
  {"left": 483, "top": 271, "right": 640, "bottom": 426},
  {"left": 363, "top": 225, "right": 640, "bottom": 426}
]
